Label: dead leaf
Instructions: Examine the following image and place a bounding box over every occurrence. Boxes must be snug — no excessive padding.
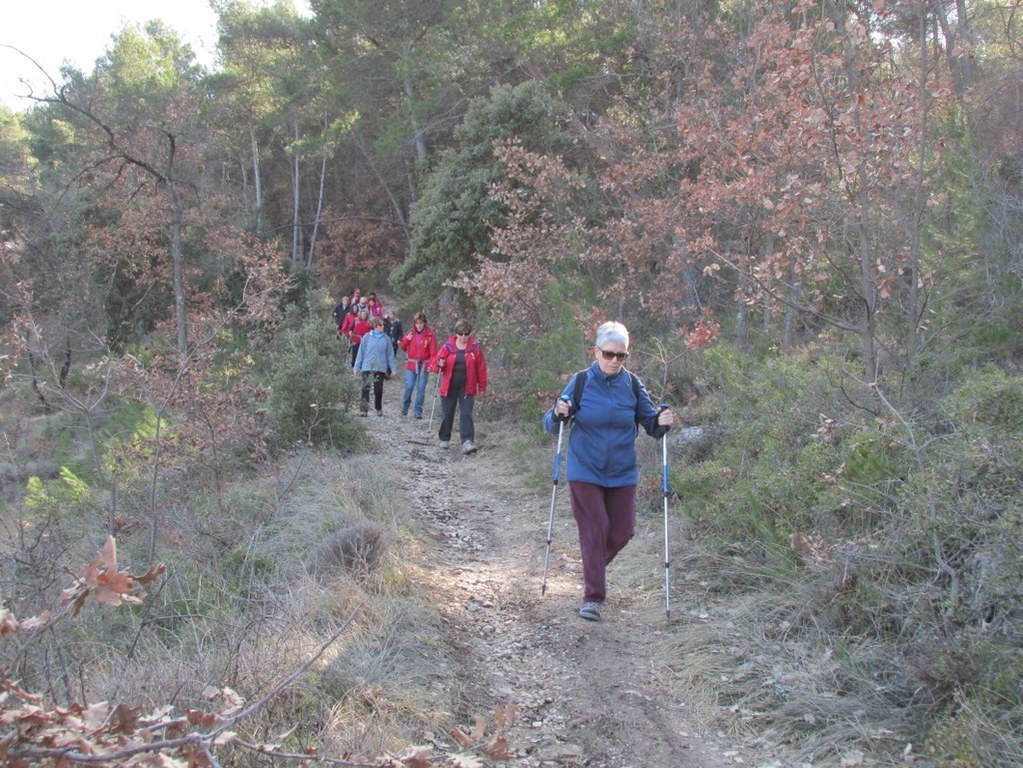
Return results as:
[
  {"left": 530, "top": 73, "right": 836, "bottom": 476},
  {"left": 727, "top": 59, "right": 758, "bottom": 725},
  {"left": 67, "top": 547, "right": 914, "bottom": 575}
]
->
[
  {"left": 18, "top": 611, "right": 52, "bottom": 631},
  {"left": 135, "top": 564, "right": 167, "bottom": 584},
  {"left": 0, "top": 608, "right": 19, "bottom": 636},
  {"left": 396, "top": 745, "right": 433, "bottom": 768},
  {"left": 83, "top": 701, "right": 110, "bottom": 731},
  {"left": 471, "top": 715, "right": 486, "bottom": 742},
  {"left": 494, "top": 703, "right": 517, "bottom": 729},
  {"left": 450, "top": 727, "right": 473, "bottom": 748},
  {"left": 99, "top": 536, "right": 118, "bottom": 571},
  {"left": 108, "top": 704, "right": 141, "bottom": 735},
  {"left": 484, "top": 734, "right": 513, "bottom": 761}
]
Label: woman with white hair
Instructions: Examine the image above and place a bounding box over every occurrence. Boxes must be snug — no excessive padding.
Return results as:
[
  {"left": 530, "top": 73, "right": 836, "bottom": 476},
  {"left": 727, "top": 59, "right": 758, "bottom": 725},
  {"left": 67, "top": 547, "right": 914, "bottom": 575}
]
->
[{"left": 543, "top": 321, "right": 674, "bottom": 621}]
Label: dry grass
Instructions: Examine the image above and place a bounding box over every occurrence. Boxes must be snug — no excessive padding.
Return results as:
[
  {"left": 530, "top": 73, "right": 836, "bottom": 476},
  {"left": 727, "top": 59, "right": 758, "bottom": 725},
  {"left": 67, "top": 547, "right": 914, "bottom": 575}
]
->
[
  {"left": 1, "top": 443, "right": 465, "bottom": 764},
  {"left": 655, "top": 541, "right": 921, "bottom": 764},
  {"left": 305, "top": 521, "right": 388, "bottom": 577}
]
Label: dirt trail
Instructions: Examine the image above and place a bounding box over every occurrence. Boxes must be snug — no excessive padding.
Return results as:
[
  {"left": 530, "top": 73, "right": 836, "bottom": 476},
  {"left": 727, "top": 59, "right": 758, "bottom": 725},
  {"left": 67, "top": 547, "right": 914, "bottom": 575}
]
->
[{"left": 364, "top": 381, "right": 779, "bottom": 768}]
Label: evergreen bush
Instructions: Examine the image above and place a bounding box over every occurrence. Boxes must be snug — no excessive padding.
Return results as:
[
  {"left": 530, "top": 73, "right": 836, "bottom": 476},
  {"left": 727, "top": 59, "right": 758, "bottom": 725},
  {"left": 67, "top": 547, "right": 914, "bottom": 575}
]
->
[{"left": 264, "top": 303, "right": 362, "bottom": 450}]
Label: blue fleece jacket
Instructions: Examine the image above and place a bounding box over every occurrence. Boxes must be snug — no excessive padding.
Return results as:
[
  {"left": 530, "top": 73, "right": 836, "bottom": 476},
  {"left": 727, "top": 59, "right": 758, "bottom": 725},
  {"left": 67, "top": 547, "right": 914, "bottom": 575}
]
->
[
  {"left": 542, "top": 361, "right": 667, "bottom": 487},
  {"left": 353, "top": 331, "right": 396, "bottom": 375}
]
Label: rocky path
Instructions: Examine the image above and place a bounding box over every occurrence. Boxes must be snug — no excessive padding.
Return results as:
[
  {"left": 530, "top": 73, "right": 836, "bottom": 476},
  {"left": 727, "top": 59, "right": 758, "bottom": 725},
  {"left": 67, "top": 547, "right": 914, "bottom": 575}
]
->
[{"left": 363, "top": 382, "right": 782, "bottom": 768}]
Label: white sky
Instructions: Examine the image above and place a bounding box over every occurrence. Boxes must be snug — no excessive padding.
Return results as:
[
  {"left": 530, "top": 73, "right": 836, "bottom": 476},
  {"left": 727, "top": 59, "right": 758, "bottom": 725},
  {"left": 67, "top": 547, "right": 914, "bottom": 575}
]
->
[{"left": 1, "top": 0, "right": 222, "bottom": 111}]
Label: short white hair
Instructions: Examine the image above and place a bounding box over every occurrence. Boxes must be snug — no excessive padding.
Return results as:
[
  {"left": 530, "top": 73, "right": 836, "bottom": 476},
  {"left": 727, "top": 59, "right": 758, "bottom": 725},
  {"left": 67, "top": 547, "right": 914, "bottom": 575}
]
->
[{"left": 595, "top": 321, "right": 629, "bottom": 349}]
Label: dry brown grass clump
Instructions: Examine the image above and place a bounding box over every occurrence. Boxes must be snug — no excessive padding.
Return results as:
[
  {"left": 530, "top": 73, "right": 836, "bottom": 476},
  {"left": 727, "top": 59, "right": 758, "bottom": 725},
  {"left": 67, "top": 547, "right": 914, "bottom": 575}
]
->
[{"left": 305, "top": 521, "right": 388, "bottom": 577}]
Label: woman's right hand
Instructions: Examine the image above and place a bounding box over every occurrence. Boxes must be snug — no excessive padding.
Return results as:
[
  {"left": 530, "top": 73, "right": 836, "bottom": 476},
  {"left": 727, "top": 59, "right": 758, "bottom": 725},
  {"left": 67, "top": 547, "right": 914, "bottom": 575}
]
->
[{"left": 553, "top": 398, "right": 571, "bottom": 420}]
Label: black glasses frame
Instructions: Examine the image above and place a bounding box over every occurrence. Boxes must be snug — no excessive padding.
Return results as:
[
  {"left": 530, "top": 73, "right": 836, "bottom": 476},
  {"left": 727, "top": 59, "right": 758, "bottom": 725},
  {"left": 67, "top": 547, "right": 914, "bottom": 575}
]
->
[{"left": 599, "top": 348, "right": 628, "bottom": 361}]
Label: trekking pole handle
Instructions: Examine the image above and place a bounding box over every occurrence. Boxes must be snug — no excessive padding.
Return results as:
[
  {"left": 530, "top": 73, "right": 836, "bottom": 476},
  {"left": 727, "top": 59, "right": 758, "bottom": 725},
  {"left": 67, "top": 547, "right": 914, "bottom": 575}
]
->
[
  {"left": 658, "top": 404, "right": 670, "bottom": 495},
  {"left": 553, "top": 396, "right": 572, "bottom": 423}
]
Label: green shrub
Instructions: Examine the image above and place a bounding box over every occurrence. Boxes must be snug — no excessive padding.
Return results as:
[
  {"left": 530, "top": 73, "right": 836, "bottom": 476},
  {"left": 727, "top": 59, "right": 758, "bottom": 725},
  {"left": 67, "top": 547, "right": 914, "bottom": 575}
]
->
[
  {"left": 264, "top": 306, "right": 362, "bottom": 450},
  {"left": 479, "top": 282, "right": 596, "bottom": 422},
  {"left": 670, "top": 344, "right": 870, "bottom": 546},
  {"left": 942, "top": 367, "right": 1023, "bottom": 433},
  {"left": 923, "top": 642, "right": 1023, "bottom": 768}
]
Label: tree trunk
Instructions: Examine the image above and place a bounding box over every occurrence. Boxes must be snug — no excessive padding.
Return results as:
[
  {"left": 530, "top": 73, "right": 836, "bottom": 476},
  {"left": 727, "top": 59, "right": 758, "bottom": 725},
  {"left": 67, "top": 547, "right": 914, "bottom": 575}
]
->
[
  {"left": 906, "top": 6, "right": 931, "bottom": 367},
  {"left": 855, "top": 187, "right": 878, "bottom": 381},
  {"left": 356, "top": 134, "right": 410, "bottom": 240},
  {"left": 784, "top": 262, "right": 799, "bottom": 353},
  {"left": 306, "top": 150, "right": 328, "bottom": 271},
  {"left": 167, "top": 178, "right": 188, "bottom": 356},
  {"left": 291, "top": 121, "right": 302, "bottom": 268},
  {"left": 250, "top": 124, "right": 264, "bottom": 234},
  {"left": 735, "top": 304, "right": 749, "bottom": 351},
  {"left": 403, "top": 77, "right": 428, "bottom": 164},
  {"left": 761, "top": 233, "right": 775, "bottom": 338}
]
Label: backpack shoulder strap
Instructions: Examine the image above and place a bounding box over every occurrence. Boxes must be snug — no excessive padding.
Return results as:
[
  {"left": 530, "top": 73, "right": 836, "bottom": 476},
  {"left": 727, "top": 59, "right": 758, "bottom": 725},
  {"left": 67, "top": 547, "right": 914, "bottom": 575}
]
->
[
  {"left": 628, "top": 370, "right": 640, "bottom": 400},
  {"left": 628, "top": 370, "right": 643, "bottom": 425},
  {"left": 571, "top": 369, "right": 588, "bottom": 414}
]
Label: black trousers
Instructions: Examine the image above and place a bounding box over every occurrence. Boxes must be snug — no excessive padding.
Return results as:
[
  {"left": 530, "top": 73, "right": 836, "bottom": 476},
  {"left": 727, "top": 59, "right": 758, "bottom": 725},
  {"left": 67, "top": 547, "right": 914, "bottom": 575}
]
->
[
  {"left": 361, "top": 371, "right": 386, "bottom": 412},
  {"left": 438, "top": 386, "right": 475, "bottom": 442}
]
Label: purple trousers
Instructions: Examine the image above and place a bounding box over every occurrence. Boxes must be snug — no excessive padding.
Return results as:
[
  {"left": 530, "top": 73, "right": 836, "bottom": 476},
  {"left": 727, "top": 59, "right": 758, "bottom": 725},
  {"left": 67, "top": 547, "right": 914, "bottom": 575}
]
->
[{"left": 569, "top": 481, "right": 637, "bottom": 603}]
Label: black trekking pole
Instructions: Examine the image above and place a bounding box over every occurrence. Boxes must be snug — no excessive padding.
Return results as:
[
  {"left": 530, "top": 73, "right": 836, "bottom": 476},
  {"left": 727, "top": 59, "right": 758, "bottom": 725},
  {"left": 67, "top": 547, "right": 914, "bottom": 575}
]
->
[
  {"left": 659, "top": 404, "right": 672, "bottom": 621},
  {"left": 541, "top": 401, "right": 569, "bottom": 596}
]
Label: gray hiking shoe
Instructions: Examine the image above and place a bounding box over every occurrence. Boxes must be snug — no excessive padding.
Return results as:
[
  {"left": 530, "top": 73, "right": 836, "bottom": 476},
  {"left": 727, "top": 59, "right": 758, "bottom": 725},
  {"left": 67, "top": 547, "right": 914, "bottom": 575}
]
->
[
  {"left": 462, "top": 440, "right": 477, "bottom": 455},
  {"left": 579, "top": 602, "right": 602, "bottom": 621},
  {"left": 439, "top": 440, "right": 450, "bottom": 449}
]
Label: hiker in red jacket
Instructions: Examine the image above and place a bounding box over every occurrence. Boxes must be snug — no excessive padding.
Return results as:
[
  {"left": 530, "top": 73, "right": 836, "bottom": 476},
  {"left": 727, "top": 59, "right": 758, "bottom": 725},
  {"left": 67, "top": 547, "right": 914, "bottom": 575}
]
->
[
  {"left": 399, "top": 312, "right": 437, "bottom": 419},
  {"left": 340, "top": 306, "right": 358, "bottom": 338},
  {"left": 366, "top": 292, "right": 384, "bottom": 318},
  {"left": 430, "top": 319, "right": 487, "bottom": 455},
  {"left": 348, "top": 309, "right": 372, "bottom": 368}
]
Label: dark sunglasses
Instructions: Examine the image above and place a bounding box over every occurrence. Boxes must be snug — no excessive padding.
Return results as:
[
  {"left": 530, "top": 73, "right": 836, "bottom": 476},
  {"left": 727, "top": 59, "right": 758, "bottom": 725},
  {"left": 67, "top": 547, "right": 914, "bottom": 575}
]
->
[{"left": 599, "top": 348, "right": 628, "bottom": 361}]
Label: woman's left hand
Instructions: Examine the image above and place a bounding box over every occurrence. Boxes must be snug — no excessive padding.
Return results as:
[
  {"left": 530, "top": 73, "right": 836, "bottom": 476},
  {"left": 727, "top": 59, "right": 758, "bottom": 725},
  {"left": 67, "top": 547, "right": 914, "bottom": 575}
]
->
[{"left": 657, "top": 407, "right": 675, "bottom": 427}]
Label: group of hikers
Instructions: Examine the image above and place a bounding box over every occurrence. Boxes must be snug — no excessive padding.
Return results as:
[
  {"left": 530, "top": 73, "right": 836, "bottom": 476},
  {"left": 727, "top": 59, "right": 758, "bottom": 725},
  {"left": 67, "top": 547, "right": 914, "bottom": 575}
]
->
[
  {"left": 334, "top": 291, "right": 676, "bottom": 623},
  {"left": 332, "top": 289, "right": 403, "bottom": 364},
  {"left": 333, "top": 290, "right": 487, "bottom": 456}
]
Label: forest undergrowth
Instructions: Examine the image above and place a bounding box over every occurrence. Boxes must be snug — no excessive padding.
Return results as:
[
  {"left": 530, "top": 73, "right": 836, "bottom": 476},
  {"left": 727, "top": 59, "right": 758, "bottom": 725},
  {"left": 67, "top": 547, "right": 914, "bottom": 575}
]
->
[{"left": 2, "top": 312, "right": 1022, "bottom": 768}]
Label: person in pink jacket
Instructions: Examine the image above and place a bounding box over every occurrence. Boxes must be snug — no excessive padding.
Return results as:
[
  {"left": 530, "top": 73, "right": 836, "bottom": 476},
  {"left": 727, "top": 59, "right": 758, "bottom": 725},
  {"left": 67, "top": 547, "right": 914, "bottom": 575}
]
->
[{"left": 430, "top": 319, "right": 487, "bottom": 454}]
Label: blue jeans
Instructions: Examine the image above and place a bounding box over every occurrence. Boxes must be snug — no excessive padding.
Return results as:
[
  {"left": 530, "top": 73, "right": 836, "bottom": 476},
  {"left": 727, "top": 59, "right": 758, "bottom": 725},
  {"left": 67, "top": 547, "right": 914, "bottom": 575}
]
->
[{"left": 402, "top": 364, "right": 430, "bottom": 416}]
